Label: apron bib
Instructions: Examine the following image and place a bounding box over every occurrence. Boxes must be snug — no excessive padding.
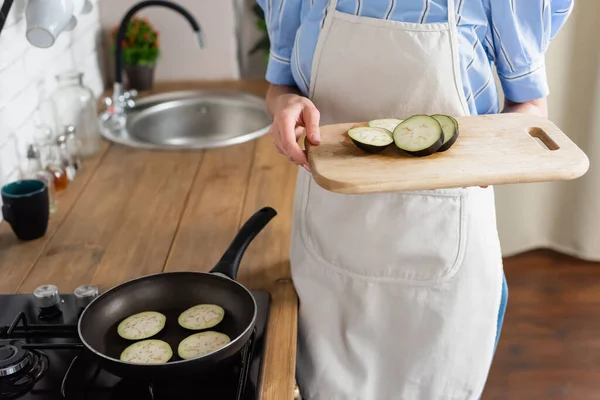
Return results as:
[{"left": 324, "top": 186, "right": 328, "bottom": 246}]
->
[{"left": 290, "top": 0, "right": 504, "bottom": 399}]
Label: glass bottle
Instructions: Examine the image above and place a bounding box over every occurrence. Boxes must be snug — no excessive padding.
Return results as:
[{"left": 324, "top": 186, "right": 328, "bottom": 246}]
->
[
  {"left": 50, "top": 71, "right": 102, "bottom": 158},
  {"left": 64, "top": 125, "right": 83, "bottom": 171},
  {"left": 23, "top": 144, "right": 58, "bottom": 215},
  {"left": 32, "top": 124, "right": 69, "bottom": 192},
  {"left": 55, "top": 134, "right": 77, "bottom": 182}
]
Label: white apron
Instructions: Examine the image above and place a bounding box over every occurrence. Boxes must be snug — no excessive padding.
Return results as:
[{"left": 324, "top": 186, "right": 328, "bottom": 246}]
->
[{"left": 290, "top": 0, "right": 504, "bottom": 399}]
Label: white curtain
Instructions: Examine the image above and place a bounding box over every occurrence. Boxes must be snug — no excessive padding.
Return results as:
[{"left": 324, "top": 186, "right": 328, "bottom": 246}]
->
[{"left": 493, "top": 2, "right": 600, "bottom": 261}]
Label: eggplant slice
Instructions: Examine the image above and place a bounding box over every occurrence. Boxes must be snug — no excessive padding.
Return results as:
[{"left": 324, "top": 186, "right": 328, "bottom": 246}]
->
[
  {"left": 117, "top": 311, "right": 166, "bottom": 340},
  {"left": 431, "top": 114, "right": 459, "bottom": 152},
  {"left": 392, "top": 115, "right": 443, "bottom": 157},
  {"left": 178, "top": 304, "right": 225, "bottom": 331},
  {"left": 119, "top": 339, "right": 173, "bottom": 364},
  {"left": 367, "top": 118, "right": 403, "bottom": 133},
  {"left": 348, "top": 127, "right": 393, "bottom": 154},
  {"left": 177, "top": 331, "right": 231, "bottom": 360}
]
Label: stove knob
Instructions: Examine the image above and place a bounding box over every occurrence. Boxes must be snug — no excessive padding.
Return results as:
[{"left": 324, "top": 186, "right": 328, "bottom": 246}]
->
[
  {"left": 74, "top": 285, "right": 99, "bottom": 308},
  {"left": 33, "top": 285, "right": 60, "bottom": 308}
]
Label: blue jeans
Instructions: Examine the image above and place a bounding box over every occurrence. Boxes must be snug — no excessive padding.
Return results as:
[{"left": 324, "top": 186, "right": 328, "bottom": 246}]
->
[
  {"left": 494, "top": 271, "right": 509, "bottom": 351},
  {"left": 479, "top": 271, "right": 508, "bottom": 399}
]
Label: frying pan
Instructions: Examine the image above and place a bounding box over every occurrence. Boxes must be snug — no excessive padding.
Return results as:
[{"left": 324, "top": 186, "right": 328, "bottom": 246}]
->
[{"left": 77, "top": 206, "right": 277, "bottom": 381}]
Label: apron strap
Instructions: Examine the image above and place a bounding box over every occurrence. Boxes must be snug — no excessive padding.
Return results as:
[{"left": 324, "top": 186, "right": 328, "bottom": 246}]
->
[
  {"left": 327, "top": 0, "right": 338, "bottom": 13},
  {"left": 447, "top": 0, "right": 457, "bottom": 26}
]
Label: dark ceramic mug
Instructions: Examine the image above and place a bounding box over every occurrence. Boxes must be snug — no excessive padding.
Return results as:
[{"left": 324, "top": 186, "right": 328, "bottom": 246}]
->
[{"left": 1, "top": 179, "right": 50, "bottom": 241}]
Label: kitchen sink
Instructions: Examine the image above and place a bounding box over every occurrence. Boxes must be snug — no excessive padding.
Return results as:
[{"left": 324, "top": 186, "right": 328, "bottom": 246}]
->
[{"left": 99, "top": 89, "right": 272, "bottom": 150}]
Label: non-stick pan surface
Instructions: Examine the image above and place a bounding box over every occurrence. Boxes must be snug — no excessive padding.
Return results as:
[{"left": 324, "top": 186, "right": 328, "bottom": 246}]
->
[{"left": 78, "top": 207, "right": 277, "bottom": 381}]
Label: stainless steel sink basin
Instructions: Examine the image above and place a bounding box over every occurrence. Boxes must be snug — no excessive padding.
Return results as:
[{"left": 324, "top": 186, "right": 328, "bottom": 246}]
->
[{"left": 100, "top": 90, "right": 272, "bottom": 150}]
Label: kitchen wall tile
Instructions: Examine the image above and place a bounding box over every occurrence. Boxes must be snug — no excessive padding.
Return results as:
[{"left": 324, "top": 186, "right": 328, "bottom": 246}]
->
[
  {"left": 0, "top": 58, "right": 28, "bottom": 109},
  {"left": 73, "top": 23, "right": 101, "bottom": 70},
  {"left": 23, "top": 31, "right": 74, "bottom": 78},
  {"left": 0, "top": 83, "right": 39, "bottom": 136},
  {"left": 0, "top": 135, "right": 20, "bottom": 181},
  {"left": 0, "top": 17, "right": 27, "bottom": 71}
]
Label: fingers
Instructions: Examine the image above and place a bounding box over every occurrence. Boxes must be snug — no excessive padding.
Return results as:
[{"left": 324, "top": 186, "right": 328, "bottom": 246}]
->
[
  {"left": 270, "top": 97, "right": 321, "bottom": 172},
  {"left": 280, "top": 111, "right": 309, "bottom": 169},
  {"left": 302, "top": 104, "right": 321, "bottom": 145}
]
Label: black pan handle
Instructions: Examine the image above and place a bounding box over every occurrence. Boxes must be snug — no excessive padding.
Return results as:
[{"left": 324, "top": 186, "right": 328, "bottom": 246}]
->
[{"left": 210, "top": 207, "right": 277, "bottom": 280}]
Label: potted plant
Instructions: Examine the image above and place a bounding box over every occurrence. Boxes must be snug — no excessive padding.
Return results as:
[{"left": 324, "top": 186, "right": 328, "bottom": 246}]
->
[
  {"left": 111, "top": 16, "right": 160, "bottom": 91},
  {"left": 249, "top": 3, "right": 270, "bottom": 66}
]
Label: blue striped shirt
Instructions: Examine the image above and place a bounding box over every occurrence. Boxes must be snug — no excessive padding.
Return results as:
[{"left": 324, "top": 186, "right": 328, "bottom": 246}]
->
[{"left": 257, "top": 0, "right": 574, "bottom": 115}]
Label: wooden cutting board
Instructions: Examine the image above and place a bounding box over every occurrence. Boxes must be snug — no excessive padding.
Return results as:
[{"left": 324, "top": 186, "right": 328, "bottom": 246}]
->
[{"left": 305, "top": 113, "right": 589, "bottom": 194}]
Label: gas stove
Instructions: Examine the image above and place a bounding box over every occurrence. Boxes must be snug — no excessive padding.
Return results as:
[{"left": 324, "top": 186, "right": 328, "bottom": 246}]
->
[{"left": 0, "top": 285, "right": 270, "bottom": 399}]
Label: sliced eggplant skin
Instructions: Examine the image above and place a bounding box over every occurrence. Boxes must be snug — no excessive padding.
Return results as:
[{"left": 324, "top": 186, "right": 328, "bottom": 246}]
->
[
  {"left": 119, "top": 339, "right": 173, "bottom": 364},
  {"left": 348, "top": 127, "right": 393, "bottom": 154},
  {"left": 431, "top": 114, "right": 459, "bottom": 152},
  {"left": 177, "top": 331, "right": 231, "bottom": 360},
  {"left": 178, "top": 304, "right": 225, "bottom": 331},
  {"left": 117, "top": 311, "right": 167, "bottom": 341},
  {"left": 392, "top": 115, "right": 443, "bottom": 157}
]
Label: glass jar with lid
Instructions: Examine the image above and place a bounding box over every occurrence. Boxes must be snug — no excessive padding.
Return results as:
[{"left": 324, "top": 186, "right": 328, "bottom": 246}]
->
[{"left": 50, "top": 71, "right": 102, "bottom": 158}]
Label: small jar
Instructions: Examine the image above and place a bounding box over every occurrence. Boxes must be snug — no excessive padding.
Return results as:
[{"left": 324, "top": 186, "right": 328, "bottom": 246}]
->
[
  {"left": 55, "top": 134, "right": 77, "bottom": 182},
  {"left": 23, "top": 144, "right": 58, "bottom": 215},
  {"left": 51, "top": 71, "right": 102, "bottom": 158},
  {"left": 64, "top": 125, "right": 83, "bottom": 171},
  {"left": 32, "top": 125, "right": 69, "bottom": 192}
]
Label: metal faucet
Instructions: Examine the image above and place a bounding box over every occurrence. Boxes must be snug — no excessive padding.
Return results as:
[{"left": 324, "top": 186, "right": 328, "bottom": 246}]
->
[{"left": 102, "top": 0, "right": 204, "bottom": 129}]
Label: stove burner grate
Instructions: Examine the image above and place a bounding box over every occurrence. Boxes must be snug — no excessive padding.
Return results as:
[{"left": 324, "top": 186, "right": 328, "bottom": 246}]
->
[
  {"left": 1, "top": 311, "right": 82, "bottom": 399},
  {"left": 0, "top": 344, "right": 49, "bottom": 400}
]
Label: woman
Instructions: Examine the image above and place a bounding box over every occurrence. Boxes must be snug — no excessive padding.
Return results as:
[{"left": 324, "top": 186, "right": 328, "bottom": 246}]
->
[{"left": 257, "top": 1, "right": 573, "bottom": 398}]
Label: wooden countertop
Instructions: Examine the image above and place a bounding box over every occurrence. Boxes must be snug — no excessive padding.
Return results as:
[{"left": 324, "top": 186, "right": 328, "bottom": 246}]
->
[{"left": 0, "top": 80, "right": 298, "bottom": 399}]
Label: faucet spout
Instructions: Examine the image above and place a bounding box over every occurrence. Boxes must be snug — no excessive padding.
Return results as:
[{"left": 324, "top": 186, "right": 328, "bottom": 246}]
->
[{"left": 195, "top": 31, "right": 205, "bottom": 49}]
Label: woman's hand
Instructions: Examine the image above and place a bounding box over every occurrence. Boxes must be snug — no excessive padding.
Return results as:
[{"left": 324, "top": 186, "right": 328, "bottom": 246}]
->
[{"left": 266, "top": 85, "right": 321, "bottom": 172}]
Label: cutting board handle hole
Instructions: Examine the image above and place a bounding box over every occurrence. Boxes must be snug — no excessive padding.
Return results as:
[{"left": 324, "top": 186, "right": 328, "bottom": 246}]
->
[{"left": 528, "top": 127, "right": 559, "bottom": 151}]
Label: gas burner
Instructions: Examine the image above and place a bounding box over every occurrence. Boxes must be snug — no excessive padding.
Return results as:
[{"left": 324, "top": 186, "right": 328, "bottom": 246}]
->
[
  {"left": 0, "top": 341, "right": 29, "bottom": 377},
  {"left": 0, "top": 341, "right": 49, "bottom": 399}
]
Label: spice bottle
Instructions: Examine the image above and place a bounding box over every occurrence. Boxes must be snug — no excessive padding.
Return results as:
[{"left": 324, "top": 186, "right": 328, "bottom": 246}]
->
[
  {"left": 44, "top": 143, "right": 69, "bottom": 192},
  {"left": 23, "top": 144, "right": 58, "bottom": 215},
  {"left": 64, "top": 125, "right": 83, "bottom": 171},
  {"left": 33, "top": 124, "right": 69, "bottom": 192},
  {"left": 55, "top": 134, "right": 77, "bottom": 182}
]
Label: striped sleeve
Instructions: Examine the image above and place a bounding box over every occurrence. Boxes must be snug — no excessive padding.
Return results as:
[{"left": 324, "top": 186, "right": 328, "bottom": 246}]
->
[
  {"left": 256, "top": 0, "right": 302, "bottom": 86},
  {"left": 486, "top": 0, "right": 574, "bottom": 103}
]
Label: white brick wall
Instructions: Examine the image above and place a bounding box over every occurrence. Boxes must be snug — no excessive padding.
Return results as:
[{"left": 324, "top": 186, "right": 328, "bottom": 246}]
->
[{"left": 0, "top": 0, "right": 105, "bottom": 206}]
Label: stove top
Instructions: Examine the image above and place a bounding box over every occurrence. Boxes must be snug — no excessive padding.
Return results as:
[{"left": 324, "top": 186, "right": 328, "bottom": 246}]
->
[{"left": 0, "top": 286, "right": 271, "bottom": 399}]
